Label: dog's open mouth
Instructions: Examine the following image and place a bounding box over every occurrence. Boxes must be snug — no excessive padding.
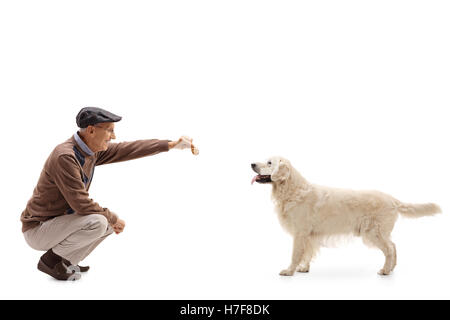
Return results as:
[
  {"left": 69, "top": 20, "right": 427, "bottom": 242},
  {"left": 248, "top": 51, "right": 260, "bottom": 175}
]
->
[{"left": 251, "top": 175, "right": 272, "bottom": 185}]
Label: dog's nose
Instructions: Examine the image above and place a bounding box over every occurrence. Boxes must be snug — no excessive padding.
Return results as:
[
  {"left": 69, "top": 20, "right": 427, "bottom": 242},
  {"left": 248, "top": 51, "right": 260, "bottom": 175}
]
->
[{"left": 251, "top": 163, "right": 256, "bottom": 169}]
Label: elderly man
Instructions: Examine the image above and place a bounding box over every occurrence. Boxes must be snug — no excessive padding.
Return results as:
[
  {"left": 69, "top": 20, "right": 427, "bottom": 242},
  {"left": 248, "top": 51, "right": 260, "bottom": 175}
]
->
[{"left": 21, "top": 107, "right": 195, "bottom": 280}]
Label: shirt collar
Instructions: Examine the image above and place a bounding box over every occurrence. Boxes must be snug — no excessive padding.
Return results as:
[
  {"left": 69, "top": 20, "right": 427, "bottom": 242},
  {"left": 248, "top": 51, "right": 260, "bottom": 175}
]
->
[{"left": 74, "top": 131, "right": 95, "bottom": 156}]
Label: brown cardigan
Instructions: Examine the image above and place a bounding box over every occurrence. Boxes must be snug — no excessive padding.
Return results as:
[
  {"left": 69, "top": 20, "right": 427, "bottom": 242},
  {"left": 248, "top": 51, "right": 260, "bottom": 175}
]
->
[{"left": 20, "top": 133, "right": 170, "bottom": 232}]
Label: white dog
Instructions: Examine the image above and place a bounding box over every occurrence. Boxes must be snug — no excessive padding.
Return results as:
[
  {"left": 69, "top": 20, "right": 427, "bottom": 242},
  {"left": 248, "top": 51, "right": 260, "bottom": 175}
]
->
[{"left": 251, "top": 157, "right": 441, "bottom": 276}]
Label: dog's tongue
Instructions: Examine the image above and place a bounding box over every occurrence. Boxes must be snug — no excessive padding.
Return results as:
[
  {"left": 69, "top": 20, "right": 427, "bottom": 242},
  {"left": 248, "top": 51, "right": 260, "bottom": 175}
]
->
[{"left": 251, "top": 176, "right": 257, "bottom": 185}]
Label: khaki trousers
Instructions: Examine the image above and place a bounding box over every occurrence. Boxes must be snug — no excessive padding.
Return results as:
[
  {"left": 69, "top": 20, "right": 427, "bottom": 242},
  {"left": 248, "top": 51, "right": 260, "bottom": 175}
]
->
[{"left": 24, "top": 213, "right": 114, "bottom": 265}]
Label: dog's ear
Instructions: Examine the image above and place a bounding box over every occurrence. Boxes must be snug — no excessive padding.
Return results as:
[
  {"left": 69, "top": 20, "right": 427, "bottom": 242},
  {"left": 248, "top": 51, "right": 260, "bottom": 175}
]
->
[{"left": 271, "top": 160, "right": 290, "bottom": 182}]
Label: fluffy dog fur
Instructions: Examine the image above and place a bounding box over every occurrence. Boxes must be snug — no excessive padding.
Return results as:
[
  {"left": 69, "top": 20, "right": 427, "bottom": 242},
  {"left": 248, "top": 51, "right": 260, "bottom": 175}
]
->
[{"left": 251, "top": 157, "right": 442, "bottom": 276}]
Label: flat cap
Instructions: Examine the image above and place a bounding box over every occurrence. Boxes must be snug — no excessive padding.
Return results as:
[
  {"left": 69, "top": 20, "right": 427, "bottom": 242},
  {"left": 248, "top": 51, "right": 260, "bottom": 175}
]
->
[{"left": 76, "top": 107, "right": 122, "bottom": 128}]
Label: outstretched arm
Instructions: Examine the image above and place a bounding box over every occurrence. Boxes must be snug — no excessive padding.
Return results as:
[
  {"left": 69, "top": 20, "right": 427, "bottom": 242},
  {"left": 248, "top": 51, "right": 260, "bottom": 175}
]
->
[
  {"left": 95, "top": 136, "right": 198, "bottom": 166},
  {"left": 95, "top": 139, "right": 170, "bottom": 166}
]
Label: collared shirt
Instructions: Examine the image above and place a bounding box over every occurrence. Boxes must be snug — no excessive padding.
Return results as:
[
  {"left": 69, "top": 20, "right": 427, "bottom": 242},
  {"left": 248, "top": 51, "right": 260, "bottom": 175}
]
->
[{"left": 74, "top": 131, "right": 94, "bottom": 156}]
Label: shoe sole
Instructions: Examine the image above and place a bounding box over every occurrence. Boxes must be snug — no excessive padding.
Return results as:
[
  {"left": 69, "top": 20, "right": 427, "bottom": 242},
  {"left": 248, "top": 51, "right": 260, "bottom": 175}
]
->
[{"left": 37, "top": 259, "right": 81, "bottom": 281}]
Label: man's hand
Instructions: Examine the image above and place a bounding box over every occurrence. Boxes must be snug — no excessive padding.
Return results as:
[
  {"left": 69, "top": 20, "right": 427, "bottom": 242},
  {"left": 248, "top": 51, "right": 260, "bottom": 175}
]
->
[
  {"left": 112, "top": 218, "right": 126, "bottom": 234},
  {"left": 168, "top": 136, "right": 192, "bottom": 149},
  {"left": 168, "top": 136, "right": 199, "bottom": 155}
]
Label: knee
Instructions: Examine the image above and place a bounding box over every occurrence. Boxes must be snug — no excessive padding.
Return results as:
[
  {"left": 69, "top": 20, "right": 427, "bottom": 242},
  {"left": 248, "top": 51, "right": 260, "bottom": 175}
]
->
[{"left": 85, "top": 214, "right": 109, "bottom": 237}]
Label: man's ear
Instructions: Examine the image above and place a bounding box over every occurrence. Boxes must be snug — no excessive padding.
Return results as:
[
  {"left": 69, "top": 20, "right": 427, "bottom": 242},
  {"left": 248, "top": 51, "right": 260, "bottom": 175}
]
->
[{"left": 271, "top": 160, "right": 290, "bottom": 182}]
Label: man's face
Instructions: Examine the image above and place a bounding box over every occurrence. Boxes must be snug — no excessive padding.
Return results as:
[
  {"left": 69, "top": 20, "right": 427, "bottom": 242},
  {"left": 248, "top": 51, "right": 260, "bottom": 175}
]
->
[{"left": 90, "top": 122, "right": 116, "bottom": 152}]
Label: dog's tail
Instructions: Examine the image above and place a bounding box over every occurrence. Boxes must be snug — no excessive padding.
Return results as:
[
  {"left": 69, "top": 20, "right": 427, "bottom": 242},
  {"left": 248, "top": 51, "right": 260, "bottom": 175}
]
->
[{"left": 397, "top": 202, "right": 442, "bottom": 218}]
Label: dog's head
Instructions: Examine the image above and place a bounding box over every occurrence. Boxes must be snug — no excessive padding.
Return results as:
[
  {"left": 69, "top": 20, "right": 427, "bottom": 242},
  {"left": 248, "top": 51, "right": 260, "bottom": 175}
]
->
[{"left": 251, "top": 156, "right": 291, "bottom": 185}]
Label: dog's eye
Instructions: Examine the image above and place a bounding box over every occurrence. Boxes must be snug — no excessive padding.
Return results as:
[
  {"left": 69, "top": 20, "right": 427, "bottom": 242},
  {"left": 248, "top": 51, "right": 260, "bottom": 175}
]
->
[{"left": 267, "top": 161, "right": 272, "bottom": 166}]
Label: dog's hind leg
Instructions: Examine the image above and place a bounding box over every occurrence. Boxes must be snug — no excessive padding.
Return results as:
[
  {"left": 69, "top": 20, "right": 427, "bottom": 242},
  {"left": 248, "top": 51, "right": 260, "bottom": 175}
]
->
[
  {"left": 280, "top": 235, "right": 308, "bottom": 276},
  {"left": 377, "top": 238, "right": 396, "bottom": 275},
  {"left": 362, "top": 229, "right": 396, "bottom": 275},
  {"left": 392, "top": 242, "right": 397, "bottom": 270}
]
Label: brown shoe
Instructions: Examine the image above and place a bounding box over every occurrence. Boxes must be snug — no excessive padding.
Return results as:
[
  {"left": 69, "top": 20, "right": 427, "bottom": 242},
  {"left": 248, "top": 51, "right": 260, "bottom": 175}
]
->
[
  {"left": 37, "top": 258, "right": 81, "bottom": 281},
  {"left": 78, "top": 265, "right": 90, "bottom": 272}
]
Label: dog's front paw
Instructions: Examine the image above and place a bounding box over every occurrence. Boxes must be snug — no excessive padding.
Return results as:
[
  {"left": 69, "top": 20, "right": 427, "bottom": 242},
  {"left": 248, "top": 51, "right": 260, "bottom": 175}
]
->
[
  {"left": 377, "top": 269, "right": 391, "bottom": 276},
  {"left": 296, "top": 265, "right": 310, "bottom": 273},
  {"left": 279, "top": 269, "right": 295, "bottom": 276}
]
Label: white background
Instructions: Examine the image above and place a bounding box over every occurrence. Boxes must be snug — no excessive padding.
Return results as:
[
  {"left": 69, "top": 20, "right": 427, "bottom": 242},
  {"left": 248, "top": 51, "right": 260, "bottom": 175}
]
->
[{"left": 0, "top": 0, "right": 449, "bottom": 300}]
